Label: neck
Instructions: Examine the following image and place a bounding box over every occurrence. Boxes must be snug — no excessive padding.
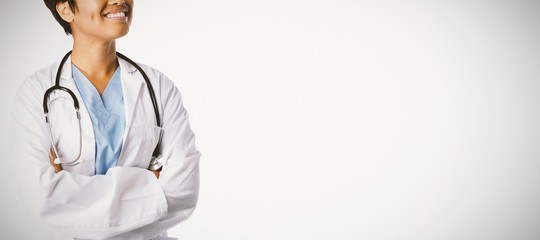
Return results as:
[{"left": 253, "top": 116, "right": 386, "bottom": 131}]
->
[
  {"left": 71, "top": 39, "right": 118, "bottom": 76},
  {"left": 71, "top": 39, "right": 119, "bottom": 95}
]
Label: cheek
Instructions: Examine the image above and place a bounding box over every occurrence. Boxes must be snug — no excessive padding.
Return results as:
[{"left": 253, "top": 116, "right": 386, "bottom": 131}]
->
[
  {"left": 74, "top": 12, "right": 102, "bottom": 26},
  {"left": 89, "top": 13, "right": 104, "bottom": 23}
]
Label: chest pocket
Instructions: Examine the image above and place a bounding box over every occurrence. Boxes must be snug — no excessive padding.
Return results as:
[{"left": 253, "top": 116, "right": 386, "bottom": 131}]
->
[{"left": 118, "top": 123, "right": 162, "bottom": 169}]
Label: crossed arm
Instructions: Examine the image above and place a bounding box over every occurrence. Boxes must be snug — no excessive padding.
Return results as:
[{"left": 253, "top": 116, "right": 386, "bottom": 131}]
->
[{"left": 48, "top": 148, "right": 161, "bottom": 178}]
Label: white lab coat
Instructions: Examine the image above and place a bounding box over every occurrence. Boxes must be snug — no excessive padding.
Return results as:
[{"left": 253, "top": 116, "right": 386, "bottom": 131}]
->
[{"left": 9, "top": 56, "right": 200, "bottom": 240}]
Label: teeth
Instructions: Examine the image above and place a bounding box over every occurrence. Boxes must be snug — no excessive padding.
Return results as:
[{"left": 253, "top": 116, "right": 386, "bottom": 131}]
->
[{"left": 106, "top": 11, "right": 126, "bottom": 18}]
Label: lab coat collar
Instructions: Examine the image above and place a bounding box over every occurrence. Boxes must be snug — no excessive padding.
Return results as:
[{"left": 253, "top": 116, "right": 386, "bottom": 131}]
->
[{"left": 117, "top": 55, "right": 139, "bottom": 75}]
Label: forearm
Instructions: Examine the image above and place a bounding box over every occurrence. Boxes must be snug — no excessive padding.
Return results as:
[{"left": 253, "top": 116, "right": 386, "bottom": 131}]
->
[{"left": 14, "top": 161, "right": 167, "bottom": 239}]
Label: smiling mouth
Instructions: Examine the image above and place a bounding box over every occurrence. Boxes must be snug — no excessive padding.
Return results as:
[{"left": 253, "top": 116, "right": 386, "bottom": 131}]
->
[{"left": 104, "top": 10, "right": 129, "bottom": 21}]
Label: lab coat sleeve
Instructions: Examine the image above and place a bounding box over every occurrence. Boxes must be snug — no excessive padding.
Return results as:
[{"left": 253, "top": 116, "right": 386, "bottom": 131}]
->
[
  {"left": 9, "top": 77, "right": 168, "bottom": 239},
  {"left": 108, "top": 70, "right": 201, "bottom": 240}
]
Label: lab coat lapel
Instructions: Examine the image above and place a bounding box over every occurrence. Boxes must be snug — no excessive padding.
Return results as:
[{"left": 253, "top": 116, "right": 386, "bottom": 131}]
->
[
  {"left": 56, "top": 56, "right": 96, "bottom": 176},
  {"left": 117, "top": 57, "right": 143, "bottom": 166}
]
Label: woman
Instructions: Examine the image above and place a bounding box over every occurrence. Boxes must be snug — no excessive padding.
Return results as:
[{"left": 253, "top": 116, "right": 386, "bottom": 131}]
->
[{"left": 9, "top": 0, "right": 200, "bottom": 239}]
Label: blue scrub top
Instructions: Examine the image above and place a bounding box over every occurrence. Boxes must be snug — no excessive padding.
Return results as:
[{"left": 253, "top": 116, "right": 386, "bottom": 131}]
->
[{"left": 72, "top": 65, "right": 125, "bottom": 175}]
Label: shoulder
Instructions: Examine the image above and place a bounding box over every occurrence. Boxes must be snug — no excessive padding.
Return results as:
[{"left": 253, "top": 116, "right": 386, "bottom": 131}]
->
[
  {"left": 11, "top": 62, "right": 61, "bottom": 119},
  {"left": 119, "top": 58, "right": 177, "bottom": 89},
  {"left": 126, "top": 61, "right": 182, "bottom": 96},
  {"left": 27, "top": 62, "right": 59, "bottom": 86},
  {"left": 15, "top": 62, "right": 60, "bottom": 100},
  {"left": 116, "top": 54, "right": 187, "bottom": 106},
  {"left": 133, "top": 62, "right": 169, "bottom": 82}
]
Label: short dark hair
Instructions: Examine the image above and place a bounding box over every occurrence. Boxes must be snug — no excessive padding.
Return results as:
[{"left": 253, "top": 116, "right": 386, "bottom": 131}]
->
[{"left": 43, "top": 0, "right": 77, "bottom": 35}]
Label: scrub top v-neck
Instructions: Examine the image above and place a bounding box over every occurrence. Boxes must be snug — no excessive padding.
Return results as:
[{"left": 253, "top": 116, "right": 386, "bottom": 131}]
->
[{"left": 72, "top": 64, "right": 125, "bottom": 175}]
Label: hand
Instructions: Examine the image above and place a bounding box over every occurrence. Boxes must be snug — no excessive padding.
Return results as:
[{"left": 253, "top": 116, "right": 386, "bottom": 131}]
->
[
  {"left": 150, "top": 170, "right": 160, "bottom": 179},
  {"left": 49, "top": 148, "right": 62, "bottom": 173}
]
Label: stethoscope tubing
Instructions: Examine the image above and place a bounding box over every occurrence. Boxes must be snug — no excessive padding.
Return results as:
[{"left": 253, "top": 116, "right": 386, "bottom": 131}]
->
[{"left": 43, "top": 51, "right": 162, "bottom": 166}]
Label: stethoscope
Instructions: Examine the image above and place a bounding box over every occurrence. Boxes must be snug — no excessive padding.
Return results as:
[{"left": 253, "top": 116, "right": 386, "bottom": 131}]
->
[{"left": 43, "top": 51, "right": 163, "bottom": 170}]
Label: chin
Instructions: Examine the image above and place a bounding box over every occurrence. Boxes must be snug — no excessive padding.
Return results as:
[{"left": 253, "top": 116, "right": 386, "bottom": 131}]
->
[
  {"left": 106, "top": 27, "right": 130, "bottom": 40},
  {"left": 116, "top": 29, "right": 130, "bottom": 38},
  {"left": 72, "top": 24, "right": 131, "bottom": 41}
]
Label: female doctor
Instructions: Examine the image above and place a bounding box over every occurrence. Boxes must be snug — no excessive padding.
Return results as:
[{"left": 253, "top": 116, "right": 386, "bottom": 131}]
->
[{"left": 9, "top": 0, "right": 200, "bottom": 239}]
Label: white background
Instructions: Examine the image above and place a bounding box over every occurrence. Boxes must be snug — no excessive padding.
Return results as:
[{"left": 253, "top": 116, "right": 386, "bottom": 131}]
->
[{"left": 1, "top": 1, "right": 540, "bottom": 239}]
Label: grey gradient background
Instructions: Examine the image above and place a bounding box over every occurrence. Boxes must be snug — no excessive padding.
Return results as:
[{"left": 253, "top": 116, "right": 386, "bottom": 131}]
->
[{"left": 1, "top": 1, "right": 540, "bottom": 239}]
